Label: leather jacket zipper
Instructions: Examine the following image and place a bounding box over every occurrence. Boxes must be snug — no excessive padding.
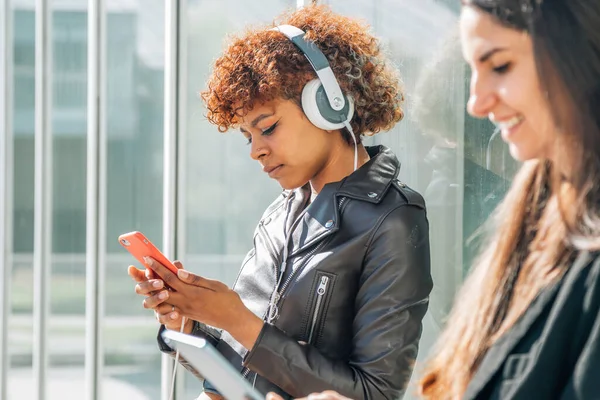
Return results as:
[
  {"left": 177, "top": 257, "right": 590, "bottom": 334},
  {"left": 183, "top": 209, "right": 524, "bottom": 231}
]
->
[
  {"left": 271, "top": 197, "right": 348, "bottom": 319},
  {"left": 308, "top": 275, "right": 330, "bottom": 344},
  {"left": 241, "top": 196, "right": 348, "bottom": 380}
]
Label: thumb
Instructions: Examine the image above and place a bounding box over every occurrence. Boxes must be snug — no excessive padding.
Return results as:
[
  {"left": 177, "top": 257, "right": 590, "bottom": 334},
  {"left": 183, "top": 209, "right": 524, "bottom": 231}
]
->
[
  {"left": 145, "top": 268, "right": 157, "bottom": 280},
  {"left": 266, "top": 393, "right": 285, "bottom": 400},
  {"left": 128, "top": 265, "right": 147, "bottom": 283},
  {"left": 177, "top": 269, "right": 223, "bottom": 291}
]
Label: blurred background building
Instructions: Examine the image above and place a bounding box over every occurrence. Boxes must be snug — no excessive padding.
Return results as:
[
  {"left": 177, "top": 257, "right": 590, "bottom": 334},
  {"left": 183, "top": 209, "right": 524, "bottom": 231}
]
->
[{"left": 0, "top": 0, "right": 519, "bottom": 399}]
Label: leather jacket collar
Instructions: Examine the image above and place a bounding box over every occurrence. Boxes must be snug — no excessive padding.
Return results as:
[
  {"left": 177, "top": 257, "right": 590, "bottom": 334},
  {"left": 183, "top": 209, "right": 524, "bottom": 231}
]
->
[
  {"left": 335, "top": 144, "right": 401, "bottom": 203},
  {"left": 283, "top": 145, "right": 401, "bottom": 258},
  {"left": 284, "top": 145, "right": 401, "bottom": 203}
]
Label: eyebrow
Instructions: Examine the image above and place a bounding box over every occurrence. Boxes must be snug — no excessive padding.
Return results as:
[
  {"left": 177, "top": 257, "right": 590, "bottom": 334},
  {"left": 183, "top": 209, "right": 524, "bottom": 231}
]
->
[
  {"left": 478, "top": 47, "right": 508, "bottom": 63},
  {"left": 239, "top": 113, "right": 274, "bottom": 133}
]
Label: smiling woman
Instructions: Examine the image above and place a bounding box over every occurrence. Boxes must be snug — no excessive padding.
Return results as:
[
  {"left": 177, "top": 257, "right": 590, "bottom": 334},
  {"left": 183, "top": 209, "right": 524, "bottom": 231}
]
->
[
  {"left": 418, "top": 0, "right": 600, "bottom": 399},
  {"left": 128, "top": 4, "right": 433, "bottom": 400},
  {"left": 459, "top": 6, "right": 555, "bottom": 162}
]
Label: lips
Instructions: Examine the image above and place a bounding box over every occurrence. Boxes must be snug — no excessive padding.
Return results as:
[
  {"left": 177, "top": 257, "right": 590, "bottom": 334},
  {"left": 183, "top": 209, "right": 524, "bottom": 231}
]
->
[
  {"left": 494, "top": 115, "right": 524, "bottom": 130},
  {"left": 262, "top": 164, "right": 283, "bottom": 177},
  {"left": 490, "top": 114, "right": 525, "bottom": 139}
]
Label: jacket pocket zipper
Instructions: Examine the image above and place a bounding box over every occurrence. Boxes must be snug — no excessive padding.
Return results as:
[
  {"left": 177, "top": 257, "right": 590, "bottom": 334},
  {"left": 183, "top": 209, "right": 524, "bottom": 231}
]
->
[
  {"left": 241, "top": 196, "right": 346, "bottom": 381},
  {"left": 308, "top": 275, "right": 330, "bottom": 344},
  {"left": 276, "top": 196, "right": 348, "bottom": 302}
]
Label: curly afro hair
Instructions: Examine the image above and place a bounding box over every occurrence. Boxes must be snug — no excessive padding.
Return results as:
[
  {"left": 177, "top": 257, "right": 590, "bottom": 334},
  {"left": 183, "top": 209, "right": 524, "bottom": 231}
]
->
[{"left": 201, "top": 5, "right": 405, "bottom": 142}]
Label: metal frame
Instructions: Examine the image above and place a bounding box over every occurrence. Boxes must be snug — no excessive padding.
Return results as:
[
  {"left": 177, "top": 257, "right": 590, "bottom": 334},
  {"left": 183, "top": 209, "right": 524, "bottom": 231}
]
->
[
  {"left": 0, "top": 0, "right": 14, "bottom": 398},
  {"left": 175, "top": 0, "right": 189, "bottom": 396},
  {"left": 32, "top": 0, "right": 53, "bottom": 398},
  {"left": 162, "top": 0, "right": 182, "bottom": 398},
  {"left": 85, "top": 0, "right": 107, "bottom": 398},
  {"left": 453, "top": 65, "right": 466, "bottom": 287},
  {"left": 175, "top": 0, "right": 188, "bottom": 312}
]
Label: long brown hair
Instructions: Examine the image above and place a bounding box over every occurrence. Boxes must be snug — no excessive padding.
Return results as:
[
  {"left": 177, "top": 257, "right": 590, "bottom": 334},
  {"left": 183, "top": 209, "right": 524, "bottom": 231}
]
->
[{"left": 419, "top": 0, "right": 600, "bottom": 398}]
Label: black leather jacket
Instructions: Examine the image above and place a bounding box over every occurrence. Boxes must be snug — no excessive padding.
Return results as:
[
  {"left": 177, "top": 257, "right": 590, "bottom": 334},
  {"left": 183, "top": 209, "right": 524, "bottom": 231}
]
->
[{"left": 159, "top": 145, "right": 433, "bottom": 400}]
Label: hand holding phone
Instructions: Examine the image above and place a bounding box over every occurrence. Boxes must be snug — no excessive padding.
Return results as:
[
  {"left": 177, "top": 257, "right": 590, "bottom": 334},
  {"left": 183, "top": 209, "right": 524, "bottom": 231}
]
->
[
  {"left": 122, "top": 231, "right": 191, "bottom": 333},
  {"left": 118, "top": 231, "right": 179, "bottom": 274}
]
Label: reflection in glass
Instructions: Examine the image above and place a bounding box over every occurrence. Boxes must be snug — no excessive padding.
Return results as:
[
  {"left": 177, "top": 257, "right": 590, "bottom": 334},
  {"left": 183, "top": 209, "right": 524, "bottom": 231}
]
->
[{"left": 317, "top": 1, "right": 517, "bottom": 398}]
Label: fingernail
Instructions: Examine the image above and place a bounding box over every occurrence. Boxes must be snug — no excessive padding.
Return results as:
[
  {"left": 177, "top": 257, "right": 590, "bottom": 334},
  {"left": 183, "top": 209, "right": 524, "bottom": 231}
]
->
[
  {"left": 152, "top": 280, "right": 162, "bottom": 288},
  {"left": 170, "top": 313, "right": 178, "bottom": 320},
  {"left": 178, "top": 270, "right": 189, "bottom": 279},
  {"left": 144, "top": 256, "right": 152, "bottom": 265},
  {"left": 158, "top": 291, "right": 168, "bottom": 300}
]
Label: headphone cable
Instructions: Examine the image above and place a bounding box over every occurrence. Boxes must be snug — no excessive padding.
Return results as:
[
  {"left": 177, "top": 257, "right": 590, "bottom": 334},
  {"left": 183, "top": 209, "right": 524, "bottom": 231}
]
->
[
  {"left": 169, "top": 316, "right": 187, "bottom": 400},
  {"left": 342, "top": 120, "right": 358, "bottom": 171}
]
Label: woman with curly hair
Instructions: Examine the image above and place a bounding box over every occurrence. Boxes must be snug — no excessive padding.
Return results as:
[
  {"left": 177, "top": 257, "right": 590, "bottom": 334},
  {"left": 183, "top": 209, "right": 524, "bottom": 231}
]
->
[{"left": 129, "top": 5, "right": 432, "bottom": 400}]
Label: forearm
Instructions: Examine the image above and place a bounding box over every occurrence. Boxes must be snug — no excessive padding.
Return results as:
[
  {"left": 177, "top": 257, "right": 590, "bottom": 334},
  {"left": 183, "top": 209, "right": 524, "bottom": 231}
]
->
[
  {"left": 225, "top": 308, "right": 265, "bottom": 351},
  {"left": 243, "top": 323, "right": 414, "bottom": 400}
]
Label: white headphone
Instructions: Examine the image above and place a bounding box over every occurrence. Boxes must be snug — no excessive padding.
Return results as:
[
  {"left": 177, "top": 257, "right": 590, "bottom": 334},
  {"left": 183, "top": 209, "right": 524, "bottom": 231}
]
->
[{"left": 271, "top": 25, "right": 359, "bottom": 171}]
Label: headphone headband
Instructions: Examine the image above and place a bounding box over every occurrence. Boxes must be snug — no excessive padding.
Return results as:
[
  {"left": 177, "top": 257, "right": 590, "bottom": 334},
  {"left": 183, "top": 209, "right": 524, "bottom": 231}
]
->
[{"left": 271, "top": 25, "right": 346, "bottom": 111}]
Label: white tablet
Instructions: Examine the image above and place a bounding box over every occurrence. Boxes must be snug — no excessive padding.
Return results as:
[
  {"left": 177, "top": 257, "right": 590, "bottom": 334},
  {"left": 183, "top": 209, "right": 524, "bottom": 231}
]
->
[{"left": 161, "top": 330, "right": 264, "bottom": 400}]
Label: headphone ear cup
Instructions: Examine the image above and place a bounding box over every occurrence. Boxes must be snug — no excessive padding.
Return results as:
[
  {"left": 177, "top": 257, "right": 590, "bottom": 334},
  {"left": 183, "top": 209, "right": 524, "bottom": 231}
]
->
[{"left": 301, "top": 79, "right": 354, "bottom": 131}]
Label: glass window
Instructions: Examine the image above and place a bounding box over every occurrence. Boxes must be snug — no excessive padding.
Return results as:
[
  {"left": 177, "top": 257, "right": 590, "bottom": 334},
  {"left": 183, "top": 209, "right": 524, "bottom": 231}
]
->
[
  {"left": 10, "top": 1, "right": 90, "bottom": 398},
  {"left": 8, "top": 0, "right": 167, "bottom": 398},
  {"left": 47, "top": 2, "right": 89, "bottom": 398},
  {"left": 180, "top": 0, "right": 295, "bottom": 396},
  {"left": 103, "top": 0, "right": 166, "bottom": 398},
  {"left": 3, "top": 1, "right": 524, "bottom": 398},
  {"left": 9, "top": 2, "right": 36, "bottom": 398}
]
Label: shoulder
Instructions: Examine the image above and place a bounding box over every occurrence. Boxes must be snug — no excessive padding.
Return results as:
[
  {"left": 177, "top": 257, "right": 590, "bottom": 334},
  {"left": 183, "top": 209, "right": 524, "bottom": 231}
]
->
[
  {"left": 373, "top": 179, "right": 427, "bottom": 224},
  {"left": 559, "top": 251, "right": 600, "bottom": 316},
  {"left": 389, "top": 179, "right": 426, "bottom": 210},
  {"left": 566, "top": 250, "right": 600, "bottom": 290},
  {"left": 362, "top": 181, "right": 429, "bottom": 254},
  {"left": 366, "top": 196, "right": 429, "bottom": 250},
  {"left": 582, "top": 252, "right": 600, "bottom": 304},
  {"left": 361, "top": 184, "right": 432, "bottom": 290},
  {"left": 258, "top": 189, "right": 290, "bottom": 221},
  {"left": 349, "top": 179, "right": 428, "bottom": 245}
]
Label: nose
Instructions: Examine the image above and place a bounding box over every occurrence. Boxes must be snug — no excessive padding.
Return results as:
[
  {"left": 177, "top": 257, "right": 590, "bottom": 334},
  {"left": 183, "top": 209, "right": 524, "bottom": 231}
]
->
[
  {"left": 467, "top": 71, "right": 496, "bottom": 119},
  {"left": 250, "top": 135, "right": 269, "bottom": 160}
]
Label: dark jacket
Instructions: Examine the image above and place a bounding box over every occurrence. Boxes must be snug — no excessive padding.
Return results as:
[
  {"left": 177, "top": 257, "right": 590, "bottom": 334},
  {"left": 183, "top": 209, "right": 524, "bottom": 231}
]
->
[
  {"left": 466, "top": 250, "right": 600, "bottom": 400},
  {"left": 159, "top": 145, "right": 433, "bottom": 400}
]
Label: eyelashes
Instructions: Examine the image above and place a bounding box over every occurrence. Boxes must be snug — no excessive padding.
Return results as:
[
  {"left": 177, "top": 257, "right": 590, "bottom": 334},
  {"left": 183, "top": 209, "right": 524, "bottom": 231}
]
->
[
  {"left": 262, "top": 121, "right": 278, "bottom": 136},
  {"left": 245, "top": 121, "right": 279, "bottom": 145},
  {"left": 492, "top": 63, "right": 511, "bottom": 74}
]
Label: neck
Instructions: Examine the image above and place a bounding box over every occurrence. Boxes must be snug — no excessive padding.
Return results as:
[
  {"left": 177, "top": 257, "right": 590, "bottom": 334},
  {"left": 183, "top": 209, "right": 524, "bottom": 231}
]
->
[{"left": 310, "top": 143, "right": 370, "bottom": 194}]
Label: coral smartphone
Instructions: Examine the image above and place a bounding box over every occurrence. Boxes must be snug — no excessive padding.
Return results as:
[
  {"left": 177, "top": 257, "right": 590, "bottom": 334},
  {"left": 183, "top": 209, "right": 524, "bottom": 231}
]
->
[{"left": 118, "top": 231, "right": 179, "bottom": 275}]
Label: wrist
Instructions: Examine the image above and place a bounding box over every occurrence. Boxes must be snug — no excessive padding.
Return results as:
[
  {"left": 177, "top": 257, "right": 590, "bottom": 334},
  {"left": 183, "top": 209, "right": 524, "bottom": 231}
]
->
[
  {"left": 183, "top": 318, "right": 194, "bottom": 334},
  {"left": 165, "top": 318, "right": 194, "bottom": 334},
  {"left": 228, "top": 309, "right": 264, "bottom": 351}
]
